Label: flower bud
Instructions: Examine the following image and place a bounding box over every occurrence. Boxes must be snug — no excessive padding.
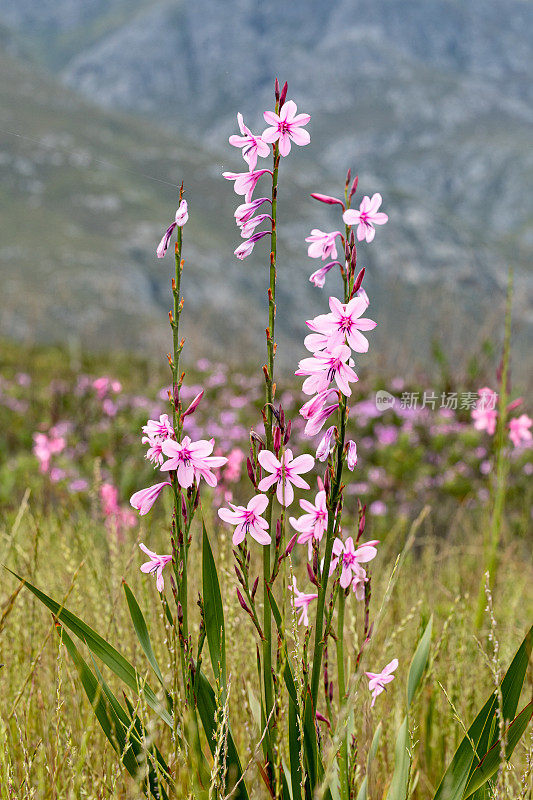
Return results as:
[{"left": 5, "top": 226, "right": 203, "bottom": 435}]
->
[
  {"left": 182, "top": 390, "right": 204, "bottom": 418},
  {"left": 251, "top": 576, "right": 259, "bottom": 599},
  {"left": 349, "top": 175, "right": 358, "bottom": 200},
  {"left": 279, "top": 81, "right": 288, "bottom": 108},
  {"left": 273, "top": 426, "right": 281, "bottom": 454},
  {"left": 353, "top": 267, "right": 365, "bottom": 294},
  {"left": 284, "top": 419, "right": 292, "bottom": 444},
  {"left": 345, "top": 168, "right": 351, "bottom": 188},
  {"left": 246, "top": 457, "right": 256, "bottom": 486},
  {"left": 236, "top": 588, "right": 251, "bottom": 614},
  {"left": 275, "top": 519, "right": 282, "bottom": 548}
]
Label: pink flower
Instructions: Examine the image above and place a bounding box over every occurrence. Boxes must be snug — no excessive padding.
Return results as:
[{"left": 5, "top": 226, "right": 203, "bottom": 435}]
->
[
  {"left": 224, "top": 448, "right": 245, "bottom": 482},
  {"left": 156, "top": 200, "right": 188, "bottom": 258},
  {"left": 316, "top": 426, "right": 336, "bottom": 461},
  {"left": 240, "top": 213, "right": 273, "bottom": 238},
  {"left": 351, "top": 564, "right": 368, "bottom": 601},
  {"left": 139, "top": 544, "right": 172, "bottom": 592},
  {"left": 130, "top": 481, "right": 171, "bottom": 515},
  {"left": 262, "top": 100, "right": 310, "bottom": 157},
  {"left": 289, "top": 490, "right": 327, "bottom": 558},
  {"left": 330, "top": 537, "right": 379, "bottom": 589},
  {"left": 300, "top": 391, "right": 340, "bottom": 437},
  {"left": 309, "top": 261, "right": 340, "bottom": 288},
  {"left": 101, "top": 483, "right": 119, "bottom": 516},
  {"left": 305, "top": 295, "right": 377, "bottom": 354},
  {"left": 297, "top": 344, "right": 358, "bottom": 397},
  {"left": 160, "top": 436, "right": 227, "bottom": 488},
  {"left": 229, "top": 113, "right": 270, "bottom": 171},
  {"left": 143, "top": 413, "right": 174, "bottom": 439},
  {"left": 234, "top": 198, "right": 271, "bottom": 225},
  {"left": 257, "top": 448, "right": 315, "bottom": 506},
  {"left": 365, "top": 659, "right": 398, "bottom": 707},
  {"left": 234, "top": 230, "right": 270, "bottom": 259},
  {"left": 218, "top": 494, "right": 270, "bottom": 546},
  {"left": 346, "top": 440, "right": 358, "bottom": 470},
  {"left": 472, "top": 387, "right": 498, "bottom": 435},
  {"left": 32, "top": 433, "right": 66, "bottom": 473},
  {"left": 343, "top": 194, "right": 388, "bottom": 243},
  {"left": 288, "top": 578, "right": 318, "bottom": 626},
  {"left": 305, "top": 229, "right": 342, "bottom": 261},
  {"left": 223, "top": 169, "right": 272, "bottom": 203},
  {"left": 509, "top": 414, "right": 532, "bottom": 448},
  {"left": 310, "top": 192, "right": 345, "bottom": 209}
]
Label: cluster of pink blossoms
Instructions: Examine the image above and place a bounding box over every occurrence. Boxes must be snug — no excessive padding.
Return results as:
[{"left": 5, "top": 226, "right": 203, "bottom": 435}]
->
[
  {"left": 223, "top": 93, "right": 310, "bottom": 260},
  {"left": 471, "top": 386, "right": 532, "bottom": 448}
]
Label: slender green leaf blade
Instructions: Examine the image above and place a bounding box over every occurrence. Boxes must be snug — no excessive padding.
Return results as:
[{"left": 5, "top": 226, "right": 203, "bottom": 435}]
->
[
  {"left": 123, "top": 582, "right": 166, "bottom": 690},
  {"left": 202, "top": 524, "right": 226, "bottom": 691},
  {"left": 407, "top": 616, "right": 432, "bottom": 708},
  {"left": 288, "top": 694, "right": 302, "bottom": 800},
  {"left": 385, "top": 716, "right": 410, "bottom": 800}
]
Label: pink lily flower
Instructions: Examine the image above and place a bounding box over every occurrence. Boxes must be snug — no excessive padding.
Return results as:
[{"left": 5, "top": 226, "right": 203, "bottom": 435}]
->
[
  {"left": 223, "top": 169, "right": 273, "bottom": 203},
  {"left": 305, "top": 295, "right": 377, "bottom": 354},
  {"left": 351, "top": 563, "right": 368, "bottom": 600},
  {"left": 218, "top": 494, "right": 270, "bottom": 546},
  {"left": 229, "top": 113, "right": 271, "bottom": 171},
  {"left": 289, "top": 490, "right": 327, "bottom": 558},
  {"left": 305, "top": 229, "right": 342, "bottom": 261},
  {"left": 472, "top": 387, "right": 498, "bottom": 435},
  {"left": 262, "top": 100, "right": 310, "bottom": 157},
  {"left": 156, "top": 200, "right": 188, "bottom": 258},
  {"left": 343, "top": 194, "right": 388, "bottom": 243},
  {"left": 143, "top": 413, "right": 174, "bottom": 439},
  {"left": 316, "top": 426, "right": 336, "bottom": 461},
  {"left": 365, "top": 659, "right": 398, "bottom": 707},
  {"left": 240, "top": 213, "right": 273, "bottom": 238},
  {"left": 330, "top": 536, "right": 379, "bottom": 588},
  {"left": 234, "top": 230, "right": 271, "bottom": 260},
  {"left": 142, "top": 435, "right": 164, "bottom": 466},
  {"left": 257, "top": 448, "right": 315, "bottom": 506},
  {"left": 234, "top": 197, "right": 271, "bottom": 225},
  {"left": 130, "top": 481, "right": 171, "bottom": 515},
  {"left": 509, "top": 414, "right": 532, "bottom": 448},
  {"left": 139, "top": 544, "right": 172, "bottom": 592},
  {"left": 288, "top": 578, "right": 318, "bottom": 626},
  {"left": 309, "top": 260, "right": 340, "bottom": 288},
  {"left": 297, "top": 344, "right": 358, "bottom": 397},
  {"left": 346, "top": 440, "right": 358, "bottom": 470},
  {"left": 300, "top": 391, "right": 340, "bottom": 437},
  {"left": 160, "top": 436, "right": 227, "bottom": 488}
]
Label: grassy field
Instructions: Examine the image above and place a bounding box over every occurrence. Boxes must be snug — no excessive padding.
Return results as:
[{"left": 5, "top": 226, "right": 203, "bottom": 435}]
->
[{"left": 0, "top": 339, "right": 532, "bottom": 798}]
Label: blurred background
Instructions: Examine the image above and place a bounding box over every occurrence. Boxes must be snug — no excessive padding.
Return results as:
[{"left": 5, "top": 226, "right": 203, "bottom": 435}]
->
[{"left": 0, "top": 0, "right": 532, "bottom": 382}]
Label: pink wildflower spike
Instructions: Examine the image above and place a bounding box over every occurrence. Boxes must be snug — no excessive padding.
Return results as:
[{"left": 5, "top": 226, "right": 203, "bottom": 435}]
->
[
  {"left": 346, "top": 440, "right": 358, "bottom": 470},
  {"left": 289, "top": 490, "right": 327, "bottom": 558},
  {"left": 218, "top": 494, "right": 270, "bottom": 546},
  {"left": 305, "top": 229, "right": 342, "bottom": 261},
  {"left": 240, "top": 213, "right": 273, "bottom": 238},
  {"left": 310, "top": 192, "right": 345, "bottom": 210},
  {"left": 130, "top": 481, "right": 171, "bottom": 515},
  {"left": 330, "top": 536, "right": 379, "bottom": 588},
  {"left": 509, "top": 414, "right": 532, "bottom": 448},
  {"left": 309, "top": 261, "right": 340, "bottom": 288},
  {"left": 343, "top": 194, "right": 388, "bottom": 243},
  {"left": 365, "top": 659, "right": 398, "bottom": 707},
  {"left": 257, "top": 448, "right": 315, "bottom": 506},
  {"left": 288, "top": 577, "right": 318, "bottom": 626},
  {"left": 139, "top": 544, "right": 172, "bottom": 592},
  {"left": 223, "top": 169, "right": 273, "bottom": 203},
  {"left": 316, "top": 426, "right": 336, "bottom": 462},
  {"left": 160, "top": 436, "right": 227, "bottom": 488},
  {"left": 262, "top": 99, "right": 310, "bottom": 157},
  {"left": 305, "top": 295, "right": 377, "bottom": 354},
  {"left": 471, "top": 387, "right": 498, "bottom": 435},
  {"left": 234, "top": 198, "right": 271, "bottom": 225},
  {"left": 297, "top": 344, "right": 358, "bottom": 397},
  {"left": 156, "top": 200, "right": 188, "bottom": 258},
  {"left": 234, "top": 230, "right": 271, "bottom": 260},
  {"left": 229, "top": 113, "right": 271, "bottom": 171}
]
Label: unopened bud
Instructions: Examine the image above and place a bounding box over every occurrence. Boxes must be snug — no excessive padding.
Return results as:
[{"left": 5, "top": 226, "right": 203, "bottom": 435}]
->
[
  {"left": 177, "top": 601, "right": 183, "bottom": 624},
  {"left": 236, "top": 588, "right": 250, "bottom": 614},
  {"left": 279, "top": 81, "right": 288, "bottom": 108},
  {"left": 273, "top": 426, "right": 281, "bottom": 453},
  {"left": 329, "top": 682, "right": 334, "bottom": 703},
  {"left": 345, "top": 168, "right": 351, "bottom": 188},
  {"left": 353, "top": 267, "right": 365, "bottom": 294},
  {"left": 324, "top": 468, "right": 331, "bottom": 494},
  {"left": 274, "top": 77, "right": 280, "bottom": 101},
  {"left": 181, "top": 495, "right": 187, "bottom": 521},
  {"left": 282, "top": 532, "right": 298, "bottom": 560},
  {"left": 182, "top": 390, "right": 204, "bottom": 418},
  {"left": 284, "top": 419, "right": 291, "bottom": 444},
  {"left": 275, "top": 519, "right": 282, "bottom": 548},
  {"left": 234, "top": 565, "right": 243, "bottom": 584},
  {"left": 246, "top": 457, "right": 256, "bottom": 486},
  {"left": 349, "top": 175, "right": 358, "bottom": 200},
  {"left": 251, "top": 576, "right": 259, "bottom": 599}
]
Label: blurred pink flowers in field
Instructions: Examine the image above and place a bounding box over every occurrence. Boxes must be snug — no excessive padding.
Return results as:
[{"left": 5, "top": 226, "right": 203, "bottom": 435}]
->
[
  {"left": 365, "top": 658, "right": 398, "bottom": 706},
  {"left": 509, "top": 414, "right": 532, "bottom": 448},
  {"left": 343, "top": 193, "right": 388, "bottom": 243},
  {"left": 32, "top": 432, "right": 65, "bottom": 473},
  {"left": 471, "top": 387, "right": 498, "bottom": 435},
  {"left": 218, "top": 494, "right": 270, "bottom": 545},
  {"left": 262, "top": 100, "right": 310, "bottom": 156}
]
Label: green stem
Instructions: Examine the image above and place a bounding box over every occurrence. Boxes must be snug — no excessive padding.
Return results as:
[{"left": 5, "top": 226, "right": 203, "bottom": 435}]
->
[{"left": 337, "top": 590, "right": 349, "bottom": 800}]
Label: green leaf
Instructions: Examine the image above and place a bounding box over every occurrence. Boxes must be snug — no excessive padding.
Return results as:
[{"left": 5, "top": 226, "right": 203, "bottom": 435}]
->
[
  {"left": 407, "top": 616, "right": 432, "bottom": 708},
  {"left": 196, "top": 669, "right": 249, "bottom": 800},
  {"left": 433, "top": 625, "right": 532, "bottom": 800},
  {"left": 385, "top": 716, "right": 410, "bottom": 800},
  {"left": 357, "top": 723, "right": 382, "bottom": 800},
  {"left": 464, "top": 701, "right": 533, "bottom": 798},
  {"left": 9, "top": 568, "right": 173, "bottom": 728},
  {"left": 123, "top": 582, "right": 167, "bottom": 690},
  {"left": 302, "top": 689, "right": 318, "bottom": 794},
  {"left": 288, "top": 693, "right": 302, "bottom": 800},
  {"left": 201, "top": 524, "right": 226, "bottom": 692}
]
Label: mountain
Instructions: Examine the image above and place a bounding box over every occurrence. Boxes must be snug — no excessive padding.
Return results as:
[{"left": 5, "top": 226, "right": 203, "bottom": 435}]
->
[{"left": 0, "top": 0, "right": 531, "bottom": 379}]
